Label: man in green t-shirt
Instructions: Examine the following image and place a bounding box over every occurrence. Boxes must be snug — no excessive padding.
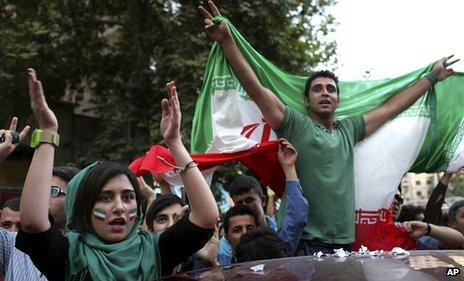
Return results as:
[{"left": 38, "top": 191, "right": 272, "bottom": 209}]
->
[{"left": 198, "top": 1, "right": 458, "bottom": 254}]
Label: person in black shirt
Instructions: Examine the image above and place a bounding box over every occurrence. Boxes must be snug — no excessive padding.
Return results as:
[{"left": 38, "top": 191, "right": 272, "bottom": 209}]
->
[{"left": 16, "top": 72, "right": 218, "bottom": 280}]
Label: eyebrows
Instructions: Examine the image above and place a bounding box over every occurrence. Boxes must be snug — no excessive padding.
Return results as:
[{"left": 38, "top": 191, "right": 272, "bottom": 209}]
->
[
  {"left": 231, "top": 223, "right": 255, "bottom": 230},
  {"left": 99, "top": 189, "right": 135, "bottom": 195},
  {"left": 155, "top": 210, "right": 183, "bottom": 218},
  {"left": 311, "top": 82, "right": 337, "bottom": 90}
]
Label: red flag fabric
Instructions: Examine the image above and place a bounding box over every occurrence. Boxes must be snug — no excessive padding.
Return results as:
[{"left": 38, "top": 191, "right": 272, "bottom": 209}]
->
[
  {"left": 130, "top": 141, "right": 417, "bottom": 250},
  {"left": 129, "top": 140, "right": 287, "bottom": 197},
  {"left": 353, "top": 208, "right": 417, "bottom": 250}
]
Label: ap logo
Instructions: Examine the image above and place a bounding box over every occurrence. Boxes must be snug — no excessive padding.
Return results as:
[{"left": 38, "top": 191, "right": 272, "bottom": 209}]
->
[{"left": 446, "top": 268, "right": 460, "bottom": 276}]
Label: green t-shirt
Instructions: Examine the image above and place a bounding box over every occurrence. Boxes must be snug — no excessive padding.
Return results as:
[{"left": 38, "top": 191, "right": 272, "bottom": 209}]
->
[{"left": 276, "top": 106, "right": 365, "bottom": 244}]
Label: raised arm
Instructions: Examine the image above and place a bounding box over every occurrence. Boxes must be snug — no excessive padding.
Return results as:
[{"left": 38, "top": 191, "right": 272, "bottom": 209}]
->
[
  {"left": 423, "top": 172, "right": 453, "bottom": 224},
  {"left": 363, "top": 55, "right": 459, "bottom": 137},
  {"left": 198, "top": 1, "right": 285, "bottom": 129},
  {"left": 20, "top": 69, "right": 59, "bottom": 233},
  {"left": 277, "top": 139, "right": 308, "bottom": 256},
  {"left": 0, "top": 117, "right": 30, "bottom": 162},
  {"left": 161, "top": 81, "right": 218, "bottom": 229}
]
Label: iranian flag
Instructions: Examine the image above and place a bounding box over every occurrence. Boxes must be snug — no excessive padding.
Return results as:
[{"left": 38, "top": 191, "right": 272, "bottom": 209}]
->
[{"left": 131, "top": 17, "right": 464, "bottom": 250}]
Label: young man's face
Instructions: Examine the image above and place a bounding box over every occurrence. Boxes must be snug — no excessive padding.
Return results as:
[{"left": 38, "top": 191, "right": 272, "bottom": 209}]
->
[
  {"left": 226, "top": 214, "right": 257, "bottom": 250},
  {"left": 305, "top": 77, "right": 339, "bottom": 119},
  {"left": 49, "top": 176, "right": 68, "bottom": 228},
  {"left": 232, "top": 190, "right": 265, "bottom": 223},
  {"left": 151, "top": 203, "right": 185, "bottom": 233},
  {"left": 450, "top": 206, "right": 464, "bottom": 235},
  {"left": 0, "top": 207, "right": 20, "bottom": 232}
]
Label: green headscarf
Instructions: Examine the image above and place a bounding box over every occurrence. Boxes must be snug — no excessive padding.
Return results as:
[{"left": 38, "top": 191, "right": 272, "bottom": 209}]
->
[{"left": 64, "top": 162, "right": 161, "bottom": 281}]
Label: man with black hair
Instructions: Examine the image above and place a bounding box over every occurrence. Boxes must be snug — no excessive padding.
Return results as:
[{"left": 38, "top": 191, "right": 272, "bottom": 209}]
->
[
  {"left": 0, "top": 166, "right": 77, "bottom": 280},
  {"left": 49, "top": 166, "right": 79, "bottom": 229},
  {"left": 199, "top": 0, "right": 457, "bottom": 254},
  {"left": 217, "top": 174, "right": 277, "bottom": 262},
  {"left": 401, "top": 199, "right": 464, "bottom": 250},
  {"left": 145, "top": 194, "right": 186, "bottom": 233},
  {"left": 218, "top": 204, "right": 259, "bottom": 265},
  {"left": 229, "top": 175, "right": 276, "bottom": 229},
  {"left": 0, "top": 198, "right": 21, "bottom": 232},
  {"left": 235, "top": 226, "right": 286, "bottom": 263},
  {"left": 219, "top": 140, "right": 308, "bottom": 265}
]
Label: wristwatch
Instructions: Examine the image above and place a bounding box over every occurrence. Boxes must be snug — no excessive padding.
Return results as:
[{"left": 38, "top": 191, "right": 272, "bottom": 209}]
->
[{"left": 30, "top": 129, "right": 60, "bottom": 148}]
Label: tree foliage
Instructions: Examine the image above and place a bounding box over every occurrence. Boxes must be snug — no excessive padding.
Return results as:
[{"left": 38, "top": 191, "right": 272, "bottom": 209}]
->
[{"left": 0, "top": 0, "right": 337, "bottom": 165}]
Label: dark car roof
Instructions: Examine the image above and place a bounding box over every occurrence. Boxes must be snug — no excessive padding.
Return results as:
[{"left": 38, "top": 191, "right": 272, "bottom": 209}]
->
[{"left": 162, "top": 250, "right": 464, "bottom": 281}]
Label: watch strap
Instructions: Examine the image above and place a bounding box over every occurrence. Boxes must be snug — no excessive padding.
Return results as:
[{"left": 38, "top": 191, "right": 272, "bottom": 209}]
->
[{"left": 30, "top": 129, "right": 60, "bottom": 148}]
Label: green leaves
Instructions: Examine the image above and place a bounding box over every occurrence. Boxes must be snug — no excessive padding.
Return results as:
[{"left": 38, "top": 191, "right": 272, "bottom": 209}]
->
[{"left": 0, "top": 0, "right": 337, "bottom": 165}]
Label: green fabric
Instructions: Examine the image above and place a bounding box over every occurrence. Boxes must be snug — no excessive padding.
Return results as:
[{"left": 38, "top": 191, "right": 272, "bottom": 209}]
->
[
  {"left": 276, "top": 107, "right": 365, "bottom": 243},
  {"left": 191, "top": 16, "right": 464, "bottom": 172},
  {"left": 64, "top": 161, "right": 161, "bottom": 281}
]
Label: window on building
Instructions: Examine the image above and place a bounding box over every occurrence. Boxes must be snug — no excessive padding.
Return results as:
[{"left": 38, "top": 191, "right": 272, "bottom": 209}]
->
[
  {"left": 416, "top": 191, "right": 422, "bottom": 196},
  {"left": 415, "top": 180, "right": 421, "bottom": 185}
]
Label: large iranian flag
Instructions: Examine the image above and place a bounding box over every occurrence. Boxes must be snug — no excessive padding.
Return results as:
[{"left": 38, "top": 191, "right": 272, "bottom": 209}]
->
[
  {"left": 190, "top": 17, "right": 464, "bottom": 250},
  {"left": 131, "top": 17, "right": 464, "bottom": 250}
]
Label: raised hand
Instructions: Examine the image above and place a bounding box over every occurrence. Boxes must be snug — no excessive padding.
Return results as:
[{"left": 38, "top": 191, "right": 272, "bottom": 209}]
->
[
  {"left": 0, "top": 117, "right": 30, "bottom": 161},
  {"left": 278, "top": 138, "right": 298, "bottom": 168},
  {"left": 197, "top": 0, "right": 230, "bottom": 43},
  {"left": 160, "top": 81, "right": 181, "bottom": 146},
  {"left": 137, "top": 176, "right": 156, "bottom": 201},
  {"left": 278, "top": 138, "right": 298, "bottom": 180},
  {"left": 27, "top": 68, "right": 58, "bottom": 132},
  {"left": 432, "top": 55, "right": 460, "bottom": 81}
]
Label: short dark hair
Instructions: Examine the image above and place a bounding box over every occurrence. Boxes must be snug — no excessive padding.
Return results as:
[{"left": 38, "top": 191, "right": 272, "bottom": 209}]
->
[
  {"left": 229, "top": 176, "right": 263, "bottom": 198},
  {"left": 53, "top": 166, "right": 80, "bottom": 183},
  {"left": 235, "top": 226, "right": 286, "bottom": 263},
  {"left": 449, "top": 200, "right": 464, "bottom": 221},
  {"left": 304, "top": 70, "right": 339, "bottom": 98},
  {"left": 396, "top": 204, "right": 425, "bottom": 223},
  {"left": 222, "top": 204, "right": 258, "bottom": 236},
  {"left": 145, "top": 194, "right": 185, "bottom": 232},
  {"left": 69, "top": 162, "right": 142, "bottom": 234},
  {"left": 1, "top": 197, "right": 20, "bottom": 212}
]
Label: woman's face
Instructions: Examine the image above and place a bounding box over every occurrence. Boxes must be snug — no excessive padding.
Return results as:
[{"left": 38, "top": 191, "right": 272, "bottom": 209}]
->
[{"left": 91, "top": 174, "right": 138, "bottom": 243}]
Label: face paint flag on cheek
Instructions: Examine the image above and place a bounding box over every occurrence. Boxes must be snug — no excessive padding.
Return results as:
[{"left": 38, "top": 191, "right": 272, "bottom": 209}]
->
[
  {"left": 93, "top": 208, "right": 107, "bottom": 221},
  {"left": 128, "top": 208, "right": 137, "bottom": 221}
]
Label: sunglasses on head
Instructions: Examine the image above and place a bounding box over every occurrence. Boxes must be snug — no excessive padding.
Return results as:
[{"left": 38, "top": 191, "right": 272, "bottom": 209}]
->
[{"left": 50, "top": 186, "right": 66, "bottom": 197}]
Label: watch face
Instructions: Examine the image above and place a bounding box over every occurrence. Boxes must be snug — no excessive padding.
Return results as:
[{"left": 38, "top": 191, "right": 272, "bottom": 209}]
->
[{"left": 30, "top": 129, "right": 42, "bottom": 148}]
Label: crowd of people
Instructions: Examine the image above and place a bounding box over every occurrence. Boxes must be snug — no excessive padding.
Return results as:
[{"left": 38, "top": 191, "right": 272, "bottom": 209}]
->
[{"left": 0, "top": 1, "right": 462, "bottom": 280}]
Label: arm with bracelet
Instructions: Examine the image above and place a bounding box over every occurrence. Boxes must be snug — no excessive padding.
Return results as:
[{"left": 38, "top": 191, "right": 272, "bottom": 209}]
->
[
  {"left": 160, "top": 81, "right": 219, "bottom": 229},
  {"left": 363, "top": 55, "right": 459, "bottom": 137},
  {"left": 403, "top": 220, "right": 464, "bottom": 249},
  {"left": 20, "top": 69, "right": 60, "bottom": 233}
]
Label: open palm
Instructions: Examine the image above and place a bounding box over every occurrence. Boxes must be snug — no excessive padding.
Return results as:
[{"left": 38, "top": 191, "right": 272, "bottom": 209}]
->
[{"left": 160, "top": 81, "right": 181, "bottom": 145}]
